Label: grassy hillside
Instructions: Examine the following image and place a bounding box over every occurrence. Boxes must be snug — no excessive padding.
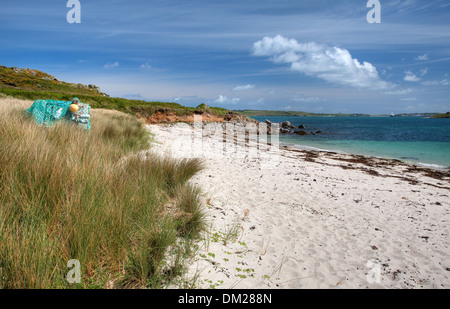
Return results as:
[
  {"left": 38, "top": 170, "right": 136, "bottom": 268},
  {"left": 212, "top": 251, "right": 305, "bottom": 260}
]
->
[
  {"left": 0, "top": 97, "right": 205, "bottom": 288},
  {"left": 0, "top": 65, "right": 107, "bottom": 96},
  {"left": 0, "top": 65, "right": 230, "bottom": 119}
]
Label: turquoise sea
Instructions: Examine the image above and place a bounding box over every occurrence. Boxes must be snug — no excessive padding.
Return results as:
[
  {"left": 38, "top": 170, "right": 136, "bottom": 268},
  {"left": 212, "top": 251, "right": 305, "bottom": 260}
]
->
[{"left": 252, "top": 116, "right": 450, "bottom": 168}]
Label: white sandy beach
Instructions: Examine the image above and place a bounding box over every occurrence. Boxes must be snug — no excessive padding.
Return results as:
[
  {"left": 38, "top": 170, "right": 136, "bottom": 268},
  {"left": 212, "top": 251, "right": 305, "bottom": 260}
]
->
[{"left": 147, "top": 123, "right": 449, "bottom": 289}]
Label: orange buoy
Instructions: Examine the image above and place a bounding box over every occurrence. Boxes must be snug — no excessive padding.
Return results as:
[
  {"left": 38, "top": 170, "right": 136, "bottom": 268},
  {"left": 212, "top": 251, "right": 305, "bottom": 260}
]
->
[{"left": 69, "top": 104, "right": 79, "bottom": 113}]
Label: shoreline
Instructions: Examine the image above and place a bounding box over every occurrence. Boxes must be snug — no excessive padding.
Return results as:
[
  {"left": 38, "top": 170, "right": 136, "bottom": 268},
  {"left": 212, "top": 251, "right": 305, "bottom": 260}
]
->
[
  {"left": 255, "top": 116, "right": 450, "bottom": 169},
  {"left": 277, "top": 141, "right": 450, "bottom": 172},
  {"left": 147, "top": 123, "right": 449, "bottom": 289}
]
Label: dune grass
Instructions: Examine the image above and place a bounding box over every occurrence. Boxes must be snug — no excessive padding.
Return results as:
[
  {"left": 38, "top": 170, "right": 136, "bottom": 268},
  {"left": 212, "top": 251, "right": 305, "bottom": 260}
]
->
[{"left": 0, "top": 98, "right": 205, "bottom": 288}]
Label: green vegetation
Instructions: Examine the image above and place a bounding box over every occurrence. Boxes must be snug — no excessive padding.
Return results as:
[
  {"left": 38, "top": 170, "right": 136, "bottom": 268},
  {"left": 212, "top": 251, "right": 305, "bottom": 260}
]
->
[
  {"left": 0, "top": 98, "right": 206, "bottom": 288},
  {"left": 0, "top": 65, "right": 106, "bottom": 96},
  {"left": 195, "top": 103, "right": 229, "bottom": 117},
  {"left": 0, "top": 87, "right": 199, "bottom": 118},
  {"left": 432, "top": 112, "right": 450, "bottom": 118},
  {"left": 0, "top": 65, "right": 232, "bottom": 119}
]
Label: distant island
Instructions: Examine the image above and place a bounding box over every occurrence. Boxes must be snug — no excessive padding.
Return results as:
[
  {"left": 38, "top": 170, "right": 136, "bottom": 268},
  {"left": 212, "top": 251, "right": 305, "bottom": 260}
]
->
[
  {"left": 236, "top": 110, "right": 370, "bottom": 117},
  {"left": 432, "top": 112, "right": 450, "bottom": 118},
  {"left": 237, "top": 109, "right": 447, "bottom": 118}
]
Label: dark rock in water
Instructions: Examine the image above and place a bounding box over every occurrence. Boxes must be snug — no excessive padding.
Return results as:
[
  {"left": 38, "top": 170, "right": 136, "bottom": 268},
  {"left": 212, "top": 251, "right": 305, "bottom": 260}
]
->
[
  {"left": 279, "top": 128, "right": 290, "bottom": 134},
  {"left": 299, "top": 124, "right": 306, "bottom": 129},
  {"left": 295, "top": 130, "right": 307, "bottom": 136},
  {"left": 316, "top": 130, "right": 322, "bottom": 134},
  {"left": 281, "top": 121, "right": 292, "bottom": 128}
]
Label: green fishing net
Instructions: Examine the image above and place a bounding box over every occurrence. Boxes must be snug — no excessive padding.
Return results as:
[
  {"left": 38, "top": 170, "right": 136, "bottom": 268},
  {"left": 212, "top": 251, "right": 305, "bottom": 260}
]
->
[{"left": 26, "top": 98, "right": 91, "bottom": 130}]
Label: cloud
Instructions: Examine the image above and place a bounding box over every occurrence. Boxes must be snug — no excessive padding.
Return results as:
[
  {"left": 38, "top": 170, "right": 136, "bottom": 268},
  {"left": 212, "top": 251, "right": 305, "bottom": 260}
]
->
[
  {"left": 103, "top": 62, "right": 120, "bottom": 69},
  {"left": 292, "top": 96, "right": 321, "bottom": 103},
  {"left": 252, "top": 35, "right": 389, "bottom": 89},
  {"left": 140, "top": 62, "right": 152, "bottom": 70},
  {"left": 385, "top": 88, "right": 413, "bottom": 95},
  {"left": 415, "top": 54, "right": 429, "bottom": 61},
  {"left": 404, "top": 71, "right": 421, "bottom": 82},
  {"left": 214, "top": 95, "right": 240, "bottom": 105},
  {"left": 233, "top": 84, "right": 255, "bottom": 91},
  {"left": 422, "top": 78, "right": 450, "bottom": 86},
  {"left": 422, "top": 80, "right": 439, "bottom": 86}
]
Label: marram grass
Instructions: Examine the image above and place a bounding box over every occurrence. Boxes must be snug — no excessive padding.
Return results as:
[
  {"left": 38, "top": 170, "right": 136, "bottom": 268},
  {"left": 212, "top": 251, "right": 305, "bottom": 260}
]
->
[{"left": 0, "top": 98, "right": 205, "bottom": 288}]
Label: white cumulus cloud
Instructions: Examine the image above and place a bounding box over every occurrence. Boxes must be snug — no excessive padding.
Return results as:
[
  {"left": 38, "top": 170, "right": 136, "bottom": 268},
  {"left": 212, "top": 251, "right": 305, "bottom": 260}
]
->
[
  {"left": 214, "top": 95, "right": 240, "bottom": 105},
  {"left": 252, "top": 35, "right": 389, "bottom": 89},
  {"left": 404, "top": 71, "right": 421, "bottom": 82}
]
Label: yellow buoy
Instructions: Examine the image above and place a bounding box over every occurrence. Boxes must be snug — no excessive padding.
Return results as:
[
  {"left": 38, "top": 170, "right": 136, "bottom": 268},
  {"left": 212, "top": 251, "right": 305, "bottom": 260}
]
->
[{"left": 69, "top": 104, "right": 79, "bottom": 113}]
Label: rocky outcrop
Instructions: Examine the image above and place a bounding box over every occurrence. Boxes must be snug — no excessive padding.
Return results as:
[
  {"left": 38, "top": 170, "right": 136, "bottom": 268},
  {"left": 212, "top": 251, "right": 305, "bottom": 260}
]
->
[
  {"left": 281, "top": 121, "right": 296, "bottom": 129},
  {"left": 224, "top": 111, "right": 259, "bottom": 124},
  {"left": 75, "top": 83, "right": 109, "bottom": 96},
  {"left": 268, "top": 121, "right": 324, "bottom": 136}
]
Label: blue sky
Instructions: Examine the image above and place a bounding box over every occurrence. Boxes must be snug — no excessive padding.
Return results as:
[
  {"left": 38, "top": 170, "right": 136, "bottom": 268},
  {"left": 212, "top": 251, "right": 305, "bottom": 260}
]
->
[{"left": 1, "top": 0, "right": 449, "bottom": 114}]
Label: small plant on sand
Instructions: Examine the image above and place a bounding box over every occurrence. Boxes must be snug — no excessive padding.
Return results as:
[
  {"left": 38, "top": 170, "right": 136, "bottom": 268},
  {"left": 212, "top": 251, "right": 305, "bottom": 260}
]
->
[{"left": 222, "top": 221, "right": 242, "bottom": 246}]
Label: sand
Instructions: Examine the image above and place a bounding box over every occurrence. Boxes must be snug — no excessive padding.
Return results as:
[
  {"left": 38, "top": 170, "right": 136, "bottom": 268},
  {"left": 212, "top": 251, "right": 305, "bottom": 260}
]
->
[{"left": 147, "top": 123, "right": 450, "bottom": 289}]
